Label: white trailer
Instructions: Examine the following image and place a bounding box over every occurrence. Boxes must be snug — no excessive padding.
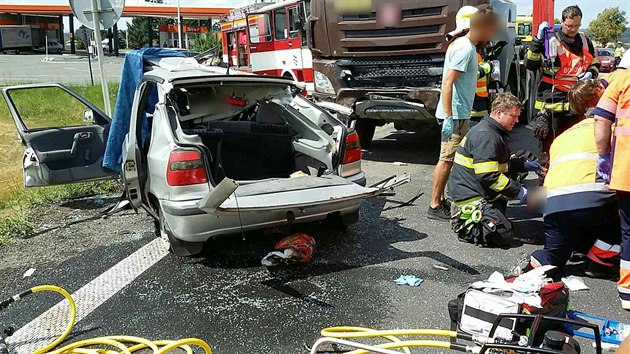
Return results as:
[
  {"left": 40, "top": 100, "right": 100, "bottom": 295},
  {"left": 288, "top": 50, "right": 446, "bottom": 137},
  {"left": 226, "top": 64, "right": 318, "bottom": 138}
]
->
[{"left": 0, "top": 26, "right": 33, "bottom": 53}]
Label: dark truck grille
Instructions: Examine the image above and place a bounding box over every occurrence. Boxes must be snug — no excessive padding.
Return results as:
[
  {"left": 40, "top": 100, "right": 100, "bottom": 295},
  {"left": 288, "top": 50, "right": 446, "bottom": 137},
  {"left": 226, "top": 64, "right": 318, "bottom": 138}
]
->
[
  {"left": 333, "top": 1, "right": 454, "bottom": 56},
  {"left": 341, "top": 7, "right": 443, "bottom": 21},
  {"left": 339, "top": 56, "right": 444, "bottom": 88}
]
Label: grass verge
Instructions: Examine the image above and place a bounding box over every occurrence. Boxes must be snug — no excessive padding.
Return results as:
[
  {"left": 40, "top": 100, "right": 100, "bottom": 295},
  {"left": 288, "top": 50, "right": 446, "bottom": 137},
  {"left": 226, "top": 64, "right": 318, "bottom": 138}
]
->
[{"left": 0, "top": 83, "right": 120, "bottom": 245}]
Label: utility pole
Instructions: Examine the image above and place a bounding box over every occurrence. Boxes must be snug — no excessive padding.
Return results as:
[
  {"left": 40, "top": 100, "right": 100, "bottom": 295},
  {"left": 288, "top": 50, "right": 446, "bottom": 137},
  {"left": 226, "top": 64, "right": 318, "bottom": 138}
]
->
[{"left": 177, "top": 0, "right": 183, "bottom": 49}]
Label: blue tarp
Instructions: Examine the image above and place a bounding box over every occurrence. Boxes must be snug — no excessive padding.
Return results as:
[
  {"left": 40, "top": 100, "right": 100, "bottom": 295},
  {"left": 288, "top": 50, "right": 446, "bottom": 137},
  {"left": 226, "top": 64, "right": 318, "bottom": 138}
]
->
[{"left": 103, "top": 48, "right": 186, "bottom": 172}]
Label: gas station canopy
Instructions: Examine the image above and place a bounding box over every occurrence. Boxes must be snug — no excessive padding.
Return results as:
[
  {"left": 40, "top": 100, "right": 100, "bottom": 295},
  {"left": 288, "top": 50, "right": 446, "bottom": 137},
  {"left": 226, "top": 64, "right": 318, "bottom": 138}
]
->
[{"left": 0, "top": 0, "right": 233, "bottom": 18}]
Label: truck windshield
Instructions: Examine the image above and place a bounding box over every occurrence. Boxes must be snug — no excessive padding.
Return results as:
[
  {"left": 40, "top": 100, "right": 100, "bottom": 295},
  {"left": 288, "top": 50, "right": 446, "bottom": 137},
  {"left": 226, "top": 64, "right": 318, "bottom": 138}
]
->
[{"left": 517, "top": 23, "right": 532, "bottom": 36}]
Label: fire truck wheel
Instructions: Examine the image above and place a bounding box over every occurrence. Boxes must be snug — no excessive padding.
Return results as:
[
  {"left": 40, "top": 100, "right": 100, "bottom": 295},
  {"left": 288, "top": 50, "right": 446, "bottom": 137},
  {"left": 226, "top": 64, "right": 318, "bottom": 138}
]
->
[{"left": 355, "top": 119, "right": 376, "bottom": 147}]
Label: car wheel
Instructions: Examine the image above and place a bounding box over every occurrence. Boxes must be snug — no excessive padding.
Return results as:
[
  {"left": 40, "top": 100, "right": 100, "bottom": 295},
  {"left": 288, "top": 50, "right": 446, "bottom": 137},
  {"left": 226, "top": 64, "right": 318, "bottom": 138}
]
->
[
  {"left": 155, "top": 203, "right": 204, "bottom": 257},
  {"left": 355, "top": 120, "right": 376, "bottom": 147}
]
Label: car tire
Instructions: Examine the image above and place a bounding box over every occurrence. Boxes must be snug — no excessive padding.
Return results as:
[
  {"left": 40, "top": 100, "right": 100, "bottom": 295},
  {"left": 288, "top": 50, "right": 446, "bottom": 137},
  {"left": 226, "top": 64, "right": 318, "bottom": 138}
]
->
[
  {"left": 155, "top": 204, "right": 204, "bottom": 257},
  {"left": 355, "top": 120, "right": 376, "bottom": 147}
]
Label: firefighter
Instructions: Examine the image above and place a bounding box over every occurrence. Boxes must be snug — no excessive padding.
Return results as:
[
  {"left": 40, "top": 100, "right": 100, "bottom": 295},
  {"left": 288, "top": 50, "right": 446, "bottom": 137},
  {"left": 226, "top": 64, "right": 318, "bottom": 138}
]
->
[
  {"left": 448, "top": 93, "right": 542, "bottom": 247},
  {"left": 529, "top": 79, "right": 620, "bottom": 277},
  {"left": 594, "top": 51, "right": 630, "bottom": 310},
  {"left": 526, "top": 5, "right": 600, "bottom": 153},
  {"left": 472, "top": 50, "right": 492, "bottom": 122}
]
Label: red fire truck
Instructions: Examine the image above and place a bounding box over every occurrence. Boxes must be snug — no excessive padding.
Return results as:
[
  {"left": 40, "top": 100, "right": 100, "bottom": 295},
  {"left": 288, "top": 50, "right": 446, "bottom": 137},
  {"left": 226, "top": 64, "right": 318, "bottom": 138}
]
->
[{"left": 221, "top": 0, "right": 313, "bottom": 94}]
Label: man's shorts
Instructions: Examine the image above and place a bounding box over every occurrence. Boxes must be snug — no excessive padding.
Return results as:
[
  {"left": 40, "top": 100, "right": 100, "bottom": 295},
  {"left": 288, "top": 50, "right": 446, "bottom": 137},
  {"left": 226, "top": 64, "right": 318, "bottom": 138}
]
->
[{"left": 439, "top": 119, "right": 469, "bottom": 162}]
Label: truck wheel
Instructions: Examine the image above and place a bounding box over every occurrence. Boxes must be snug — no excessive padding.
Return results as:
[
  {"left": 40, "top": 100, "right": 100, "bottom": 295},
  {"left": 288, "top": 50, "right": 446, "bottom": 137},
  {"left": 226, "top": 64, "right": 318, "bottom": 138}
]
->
[
  {"left": 355, "top": 120, "right": 376, "bottom": 147},
  {"left": 155, "top": 203, "right": 204, "bottom": 257}
]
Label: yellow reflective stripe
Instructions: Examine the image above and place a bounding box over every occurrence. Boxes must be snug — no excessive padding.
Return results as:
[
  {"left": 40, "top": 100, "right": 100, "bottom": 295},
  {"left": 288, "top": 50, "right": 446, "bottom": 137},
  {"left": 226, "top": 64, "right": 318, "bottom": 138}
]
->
[
  {"left": 499, "top": 163, "right": 509, "bottom": 173},
  {"left": 454, "top": 152, "right": 473, "bottom": 168},
  {"left": 490, "top": 174, "right": 510, "bottom": 192},
  {"left": 527, "top": 50, "right": 542, "bottom": 61},
  {"left": 476, "top": 87, "right": 488, "bottom": 93},
  {"left": 459, "top": 136, "right": 467, "bottom": 147},
  {"left": 454, "top": 196, "right": 483, "bottom": 206},
  {"left": 534, "top": 100, "right": 570, "bottom": 111},
  {"left": 474, "top": 161, "right": 500, "bottom": 174}
]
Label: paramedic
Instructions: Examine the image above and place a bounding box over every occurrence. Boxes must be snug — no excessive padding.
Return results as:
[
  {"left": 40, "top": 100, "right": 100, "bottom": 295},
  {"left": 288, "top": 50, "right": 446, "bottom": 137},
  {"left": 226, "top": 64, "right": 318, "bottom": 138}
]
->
[
  {"left": 593, "top": 51, "right": 630, "bottom": 310},
  {"left": 448, "top": 93, "right": 541, "bottom": 245},
  {"left": 530, "top": 79, "right": 620, "bottom": 277},
  {"left": 428, "top": 6, "right": 500, "bottom": 221},
  {"left": 526, "top": 5, "right": 600, "bottom": 153}
]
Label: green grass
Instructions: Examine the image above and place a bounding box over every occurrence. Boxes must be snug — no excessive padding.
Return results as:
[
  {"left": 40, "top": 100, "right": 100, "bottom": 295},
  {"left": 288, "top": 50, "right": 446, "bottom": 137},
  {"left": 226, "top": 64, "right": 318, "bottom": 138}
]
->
[{"left": 0, "top": 83, "right": 120, "bottom": 245}]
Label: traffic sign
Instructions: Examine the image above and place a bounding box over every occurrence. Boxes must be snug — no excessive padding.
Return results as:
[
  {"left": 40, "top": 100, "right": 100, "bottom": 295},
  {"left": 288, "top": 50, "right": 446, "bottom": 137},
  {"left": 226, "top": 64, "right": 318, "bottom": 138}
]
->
[{"left": 70, "top": 0, "right": 124, "bottom": 30}]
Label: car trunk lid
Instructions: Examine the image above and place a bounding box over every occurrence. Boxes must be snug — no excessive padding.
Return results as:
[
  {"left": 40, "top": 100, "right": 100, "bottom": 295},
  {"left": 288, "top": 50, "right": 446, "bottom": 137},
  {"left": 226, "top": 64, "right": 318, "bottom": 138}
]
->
[{"left": 197, "top": 174, "right": 409, "bottom": 213}]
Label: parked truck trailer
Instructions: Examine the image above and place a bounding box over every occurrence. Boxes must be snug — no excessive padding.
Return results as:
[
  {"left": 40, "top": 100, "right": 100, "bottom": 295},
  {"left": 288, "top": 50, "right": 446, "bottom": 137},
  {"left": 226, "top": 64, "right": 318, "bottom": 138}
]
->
[{"left": 0, "top": 25, "right": 32, "bottom": 54}]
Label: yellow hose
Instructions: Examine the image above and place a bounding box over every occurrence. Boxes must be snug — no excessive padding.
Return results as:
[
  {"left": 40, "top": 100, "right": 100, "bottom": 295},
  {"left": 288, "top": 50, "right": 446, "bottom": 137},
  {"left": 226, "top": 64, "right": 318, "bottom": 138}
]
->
[
  {"left": 345, "top": 340, "right": 452, "bottom": 354},
  {"left": 6, "top": 285, "right": 213, "bottom": 354},
  {"left": 320, "top": 326, "right": 462, "bottom": 354}
]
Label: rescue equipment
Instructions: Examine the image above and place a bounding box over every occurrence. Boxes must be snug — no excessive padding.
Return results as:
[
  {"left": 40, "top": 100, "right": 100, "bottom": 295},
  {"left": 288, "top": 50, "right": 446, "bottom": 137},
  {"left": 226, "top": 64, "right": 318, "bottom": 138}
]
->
[
  {"left": 566, "top": 310, "right": 630, "bottom": 346},
  {"left": 0, "top": 285, "right": 213, "bottom": 354},
  {"left": 311, "top": 313, "right": 604, "bottom": 354},
  {"left": 452, "top": 201, "right": 513, "bottom": 247}
]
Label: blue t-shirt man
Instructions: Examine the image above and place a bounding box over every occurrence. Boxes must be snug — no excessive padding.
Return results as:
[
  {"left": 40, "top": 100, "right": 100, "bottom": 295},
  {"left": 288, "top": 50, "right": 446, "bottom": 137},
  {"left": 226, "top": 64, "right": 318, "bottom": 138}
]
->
[{"left": 435, "top": 36, "right": 478, "bottom": 120}]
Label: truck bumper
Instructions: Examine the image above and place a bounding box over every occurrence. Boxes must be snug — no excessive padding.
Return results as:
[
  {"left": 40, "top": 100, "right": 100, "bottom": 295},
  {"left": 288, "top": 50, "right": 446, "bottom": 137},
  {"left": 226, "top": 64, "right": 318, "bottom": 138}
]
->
[{"left": 314, "top": 87, "right": 439, "bottom": 121}]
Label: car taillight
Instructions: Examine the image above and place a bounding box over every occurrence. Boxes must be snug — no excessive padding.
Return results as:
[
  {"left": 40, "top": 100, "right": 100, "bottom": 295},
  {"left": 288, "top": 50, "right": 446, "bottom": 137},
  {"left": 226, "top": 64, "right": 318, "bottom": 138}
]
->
[
  {"left": 343, "top": 131, "right": 362, "bottom": 164},
  {"left": 167, "top": 150, "right": 208, "bottom": 186}
]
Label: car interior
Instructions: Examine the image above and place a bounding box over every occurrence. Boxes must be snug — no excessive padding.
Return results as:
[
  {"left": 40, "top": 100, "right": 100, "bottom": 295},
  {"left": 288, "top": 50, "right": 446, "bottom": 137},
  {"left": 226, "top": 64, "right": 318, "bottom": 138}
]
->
[{"left": 169, "top": 83, "right": 337, "bottom": 182}]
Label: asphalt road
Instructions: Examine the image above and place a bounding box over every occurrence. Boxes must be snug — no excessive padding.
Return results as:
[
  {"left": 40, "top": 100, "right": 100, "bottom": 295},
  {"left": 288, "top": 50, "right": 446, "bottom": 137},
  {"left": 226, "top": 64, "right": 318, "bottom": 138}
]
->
[
  {"left": 0, "top": 53, "right": 123, "bottom": 84},
  {"left": 0, "top": 124, "right": 628, "bottom": 354}
]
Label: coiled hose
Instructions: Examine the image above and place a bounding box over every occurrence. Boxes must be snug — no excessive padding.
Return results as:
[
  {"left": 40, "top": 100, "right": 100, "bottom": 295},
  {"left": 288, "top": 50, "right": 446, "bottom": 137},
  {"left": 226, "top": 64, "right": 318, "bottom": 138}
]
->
[
  {"left": 0, "top": 285, "right": 212, "bottom": 354},
  {"left": 314, "top": 326, "right": 481, "bottom": 354}
]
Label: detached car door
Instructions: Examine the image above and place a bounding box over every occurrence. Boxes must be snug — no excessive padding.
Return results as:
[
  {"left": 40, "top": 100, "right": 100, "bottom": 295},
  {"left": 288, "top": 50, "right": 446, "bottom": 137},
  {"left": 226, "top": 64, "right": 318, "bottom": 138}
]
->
[{"left": 1, "top": 84, "right": 115, "bottom": 187}]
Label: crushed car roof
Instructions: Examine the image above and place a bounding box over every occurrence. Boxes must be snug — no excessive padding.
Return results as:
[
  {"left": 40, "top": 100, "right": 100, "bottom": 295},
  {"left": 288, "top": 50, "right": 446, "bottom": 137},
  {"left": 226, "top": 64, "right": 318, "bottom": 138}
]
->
[{"left": 142, "top": 57, "right": 296, "bottom": 85}]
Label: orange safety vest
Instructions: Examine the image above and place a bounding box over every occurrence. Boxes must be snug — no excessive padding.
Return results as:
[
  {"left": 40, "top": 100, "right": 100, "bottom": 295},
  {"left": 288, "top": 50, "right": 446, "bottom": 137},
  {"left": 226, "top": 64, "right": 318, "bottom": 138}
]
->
[
  {"left": 607, "top": 71, "right": 630, "bottom": 191},
  {"left": 476, "top": 53, "right": 489, "bottom": 98},
  {"left": 541, "top": 32, "right": 594, "bottom": 93}
]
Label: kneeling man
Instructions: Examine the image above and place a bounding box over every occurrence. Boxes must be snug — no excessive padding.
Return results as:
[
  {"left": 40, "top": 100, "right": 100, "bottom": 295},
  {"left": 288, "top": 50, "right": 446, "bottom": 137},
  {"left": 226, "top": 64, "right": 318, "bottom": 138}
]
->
[{"left": 448, "top": 93, "right": 541, "bottom": 246}]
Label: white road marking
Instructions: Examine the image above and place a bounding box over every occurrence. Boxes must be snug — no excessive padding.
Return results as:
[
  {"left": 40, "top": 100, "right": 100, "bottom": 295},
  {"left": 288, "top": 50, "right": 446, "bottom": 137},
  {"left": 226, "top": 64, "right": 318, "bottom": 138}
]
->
[{"left": 7, "top": 238, "right": 169, "bottom": 354}]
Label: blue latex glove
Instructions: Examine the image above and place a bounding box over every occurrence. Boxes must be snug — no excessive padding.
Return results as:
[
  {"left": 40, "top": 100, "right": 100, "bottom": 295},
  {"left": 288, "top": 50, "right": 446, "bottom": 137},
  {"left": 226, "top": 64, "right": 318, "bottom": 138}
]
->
[
  {"left": 537, "top": 21, "right": 551, "bottom": 40},
  {"left": 578, "top": 71, "right": 593, "bottom": 81},
  {"left": 518, "top": 187, "right": 528, "bottom": 204},
  {"left": 441, "top": 117, "right": 454, "bottom": 139},
  {"left": 524, "top": 160, "right": 544, "bottom": 174},
  {"left": 394, "top": 275, "right": 423, "bottom": 287},
  {"left": 597, "top": 153, "right": 612, "bottom": 183}
]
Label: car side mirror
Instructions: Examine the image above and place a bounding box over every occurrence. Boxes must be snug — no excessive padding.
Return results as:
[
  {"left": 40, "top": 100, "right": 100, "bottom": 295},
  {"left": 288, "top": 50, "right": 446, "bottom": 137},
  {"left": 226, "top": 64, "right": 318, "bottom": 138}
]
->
[{"left": 83, "top": 109, "right": 95, "bottom": 124}]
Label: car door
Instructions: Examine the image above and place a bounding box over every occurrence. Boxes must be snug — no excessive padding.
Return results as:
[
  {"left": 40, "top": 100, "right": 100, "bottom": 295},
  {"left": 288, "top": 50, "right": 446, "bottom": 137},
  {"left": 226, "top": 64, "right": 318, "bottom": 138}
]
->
[
  {"left": 1, "top": 83, "right": 116, "bottom": 187},
  {"left": 120, "top": 81, "right": 151, "bottom": 211}
]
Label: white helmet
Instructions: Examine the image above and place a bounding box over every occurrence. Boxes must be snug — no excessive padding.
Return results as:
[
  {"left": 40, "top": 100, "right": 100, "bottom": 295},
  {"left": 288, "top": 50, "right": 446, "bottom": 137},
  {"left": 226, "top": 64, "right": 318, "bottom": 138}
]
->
[
  {"left": 619, "top": 50, "right": 630, "bottom": 69},
  {"left": 447, "top": 6, "right": 479, "bottom": 40},
  {"left": 456, "top": 6, "right": 479, "bottom": 31}
]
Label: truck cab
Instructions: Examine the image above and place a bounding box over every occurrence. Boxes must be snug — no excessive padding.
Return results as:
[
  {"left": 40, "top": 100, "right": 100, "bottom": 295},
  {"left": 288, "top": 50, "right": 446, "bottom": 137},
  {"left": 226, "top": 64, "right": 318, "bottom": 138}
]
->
[{"left": 308, "top": 0, "right": 520, "bottom": 146}]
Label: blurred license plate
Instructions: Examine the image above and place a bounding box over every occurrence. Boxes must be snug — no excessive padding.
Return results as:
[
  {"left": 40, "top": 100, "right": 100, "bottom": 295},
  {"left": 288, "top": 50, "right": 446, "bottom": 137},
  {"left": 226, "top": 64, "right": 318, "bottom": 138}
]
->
[{"left": 335, "top": 0, "right": 372, "bottom": 14}]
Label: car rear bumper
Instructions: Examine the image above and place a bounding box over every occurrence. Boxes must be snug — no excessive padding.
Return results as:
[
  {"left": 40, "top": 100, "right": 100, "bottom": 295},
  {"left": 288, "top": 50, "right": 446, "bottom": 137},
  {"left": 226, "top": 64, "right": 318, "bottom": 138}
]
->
[
  {"left": 161, "top": 172, "right": 367, "bottom": 242},
  {"left": 161, "top": 197, "right": 361, "bottom": 242}
]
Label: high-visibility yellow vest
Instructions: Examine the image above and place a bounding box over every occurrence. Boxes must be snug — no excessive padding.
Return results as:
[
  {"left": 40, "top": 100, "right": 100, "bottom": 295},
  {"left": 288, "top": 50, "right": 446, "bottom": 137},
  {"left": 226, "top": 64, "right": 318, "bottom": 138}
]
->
[{"left": 544, "top": 118, "right": 615, "bottom": 215}]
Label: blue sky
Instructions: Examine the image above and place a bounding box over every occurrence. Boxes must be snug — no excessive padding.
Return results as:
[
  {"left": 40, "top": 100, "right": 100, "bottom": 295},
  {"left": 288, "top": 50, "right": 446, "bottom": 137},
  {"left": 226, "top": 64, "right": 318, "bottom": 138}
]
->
[{"left": 513, "top": 0, "right": 630, "bottom": 26}]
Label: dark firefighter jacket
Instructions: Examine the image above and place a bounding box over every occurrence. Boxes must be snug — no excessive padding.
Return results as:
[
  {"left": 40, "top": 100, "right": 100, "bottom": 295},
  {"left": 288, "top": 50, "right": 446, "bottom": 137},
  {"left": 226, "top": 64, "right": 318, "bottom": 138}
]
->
[
  {"left": 448, "top": 117, "right": 526, "bottom": 204},
  {"left": 526, "top": 31, "right": 600, "bottom": 106}
]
